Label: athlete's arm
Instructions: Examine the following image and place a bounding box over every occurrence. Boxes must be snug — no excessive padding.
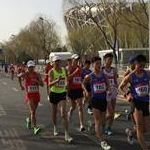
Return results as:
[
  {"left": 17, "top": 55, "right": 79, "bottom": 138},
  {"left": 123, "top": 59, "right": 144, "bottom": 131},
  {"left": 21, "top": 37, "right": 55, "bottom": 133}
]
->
[
  {"left": 146, "top": 70, "right": 150, "bottom": 78},
  {"left": 114, "top": 68, "right": 118, "bottom": 88},
  {"left": 18, "top": 73, "right": 25, "bottom": 90},
  {"left": 104, "top": 75, "right": 111, "bottom": 92},
  {"left": 82, "top": 75, "right": 91, "bottom": 93},
  {"left": 123, "top": 68, "right": 130, "bottom": 77},
  {"left": 44, "top": 67, "right": 48, "bottom": 76},
  {"left": 68, "top": 67, "right": 80, "bottom": 79},
  {"left": 49, "top": 69, "right": 60, "bottom": 87},
  {"left": 82, "top": 75, "right": 91, "bottom": 98},
  {"left": 64, "top": 68, "right": 69, "bottom": 88},
  {"left": 118, "top": 74, "right": 131, "bottom": 95},
  {"left": 18, "top": 72, "right": 25, "bottom": 78},
  {"left": 37, "top": 73, "right": 44, "bottom": 87}
]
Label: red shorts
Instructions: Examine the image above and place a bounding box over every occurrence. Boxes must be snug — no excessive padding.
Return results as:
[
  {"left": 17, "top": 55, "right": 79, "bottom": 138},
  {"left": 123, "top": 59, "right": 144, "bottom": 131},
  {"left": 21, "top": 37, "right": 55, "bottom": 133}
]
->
[{"left": 25, "top": 93, "right": 40, "bottom": 103}]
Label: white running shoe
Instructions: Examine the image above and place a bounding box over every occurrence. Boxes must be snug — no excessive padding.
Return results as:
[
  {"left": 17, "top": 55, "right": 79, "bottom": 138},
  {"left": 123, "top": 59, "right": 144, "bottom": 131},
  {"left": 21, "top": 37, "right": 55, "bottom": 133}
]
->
[
  {"left": 53, "top": 127, "right": 59, "bottom": 136},
  {"left": 125, "top": 128, "right": 133, "bottom": 144},
  {"left": 107, "top": 129, "right": 113, "bottom": 136},
  {"left": 87, "top": 120, "right": 93, "bottom": 131},
  {"left": 101, "top": 141, "right": 111, "bottom": 150},
  {"left": 79, "top": 125, "right": 85, "bottom": 132},
  {"left": 87, "top": 108, "right": 93, "bottom": 115},
  {"left": 65, "top": 134, "right": 73, "bottom": 143}
]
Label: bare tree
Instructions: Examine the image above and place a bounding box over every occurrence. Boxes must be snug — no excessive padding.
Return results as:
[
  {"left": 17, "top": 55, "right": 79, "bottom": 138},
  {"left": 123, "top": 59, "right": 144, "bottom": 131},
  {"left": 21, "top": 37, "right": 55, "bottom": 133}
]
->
[
  {"left": 63, "top": 0, "right": 127, "bottom": 64},
  {"left": 120, "top": 0, "right": 148, "bottom": 31},
  {"left": 1, "top": 15, "right": 60, "bottom": 62}
]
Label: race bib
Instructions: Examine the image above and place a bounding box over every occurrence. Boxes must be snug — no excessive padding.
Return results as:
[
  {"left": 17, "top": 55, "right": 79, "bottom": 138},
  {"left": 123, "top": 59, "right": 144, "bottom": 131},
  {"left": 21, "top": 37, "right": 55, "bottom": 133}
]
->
[
  {"left": 135, "top": 85, "right": 149, "bottom": 97},
  {"left": 93, "top": 83, "right": 106, "bottom": 93},
  {"left": 56, "top": 79, "right": 65, "bottom": 87},
  {"left": 73, "top": 77, "right": 81, "bottom": 84},
  {"left": 28, "top": 86, "right": 38, "bottom": 93},
  {"left": 109, "top": 78, "right": 115, "bottom": 86}
]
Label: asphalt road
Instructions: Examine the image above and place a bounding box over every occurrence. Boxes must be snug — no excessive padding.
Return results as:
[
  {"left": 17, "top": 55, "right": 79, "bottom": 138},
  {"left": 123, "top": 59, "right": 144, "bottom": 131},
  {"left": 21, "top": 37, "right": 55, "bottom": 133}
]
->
[{"left": 0, "top": 72, "right": 150, "bottom": 150}]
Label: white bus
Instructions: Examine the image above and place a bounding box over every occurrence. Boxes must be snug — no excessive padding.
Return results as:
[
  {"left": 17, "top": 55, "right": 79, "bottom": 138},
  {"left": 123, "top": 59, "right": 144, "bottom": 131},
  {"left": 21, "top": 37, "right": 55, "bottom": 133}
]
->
[{"left": 98, "top": 48, "right": 149, "bottom": 64}]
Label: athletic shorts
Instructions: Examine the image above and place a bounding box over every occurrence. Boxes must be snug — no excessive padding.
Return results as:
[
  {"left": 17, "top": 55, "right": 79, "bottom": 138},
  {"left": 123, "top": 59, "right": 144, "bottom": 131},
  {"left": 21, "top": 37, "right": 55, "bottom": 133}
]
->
[
  {"left": 91, "top": 98, "right": 107, "bottom": 112},
  {"left": 68, "top": 88, "right": 83, "bottom": 100},
  {"left": 107, "top": 87, "right": 118, "bottom": 102},
  {"left": 49, "top": 92, "right": 66, "bottom": 105},
  {"left": 132, "top": 100, "right": 149, "bottom": 116},
  {"left": 25, "top": 93, "right": 40, "bottom": 103}
]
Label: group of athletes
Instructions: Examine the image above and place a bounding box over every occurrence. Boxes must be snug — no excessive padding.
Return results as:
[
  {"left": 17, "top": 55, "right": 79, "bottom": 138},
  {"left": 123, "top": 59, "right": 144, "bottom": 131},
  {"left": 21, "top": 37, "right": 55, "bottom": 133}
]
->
[
  {"left": 8, "top": 62, "right": 26, "bottom": 80},
  {"left": 16, "top": 53, "right": 149, "bottom": 150}
]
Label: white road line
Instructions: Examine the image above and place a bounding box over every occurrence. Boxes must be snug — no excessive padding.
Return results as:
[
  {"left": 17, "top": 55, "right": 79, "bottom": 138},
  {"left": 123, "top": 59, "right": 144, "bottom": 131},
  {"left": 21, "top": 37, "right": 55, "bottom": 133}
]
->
[
  {"left": 0, "top": 105, "right": 6, "bottom": 116},
  {"left": 38, "top": 102, "right": 43, "bottom": 107},
  {"left": 5, "top": 74, "right": 9, "bottom": 77},
  {"left": 2, "top": 82, "right": 7, "bottom": 85},
  {"left": 75, "top": 129, "right": 100, "bottom": 146},
  {"left": 12, "top": 87, "right": 19, "bottom": 92},
  {"left": 0, "top": 128, "right": 26, "bottom": 150}
]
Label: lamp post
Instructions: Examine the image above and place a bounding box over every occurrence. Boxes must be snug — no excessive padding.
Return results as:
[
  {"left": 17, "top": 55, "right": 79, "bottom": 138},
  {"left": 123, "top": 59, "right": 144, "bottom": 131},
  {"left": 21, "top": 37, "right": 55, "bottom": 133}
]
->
[{"left": 39, "top": 17, "right": 47, "bottom": 59}]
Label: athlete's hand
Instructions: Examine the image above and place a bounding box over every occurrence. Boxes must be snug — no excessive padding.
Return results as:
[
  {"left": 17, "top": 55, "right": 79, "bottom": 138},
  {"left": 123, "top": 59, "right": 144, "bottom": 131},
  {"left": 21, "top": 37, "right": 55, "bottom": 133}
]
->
[
  {"left": 107, "top": 90, "right": 111, "bottom": 96},
  {"left": 75, "top": 67, "right": 80, "bottom": 73},
  {"left": 126, "top": 93, "right": 133, "bottom": 102},
  {"left": 56, "top": 77, "right": 61, "bottom": 83}
]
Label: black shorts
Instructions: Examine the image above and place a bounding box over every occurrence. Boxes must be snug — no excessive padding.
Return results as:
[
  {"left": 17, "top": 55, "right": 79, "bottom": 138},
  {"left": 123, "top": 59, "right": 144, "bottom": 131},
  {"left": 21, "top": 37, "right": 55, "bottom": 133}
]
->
[
  {"left": 132, "top": 100, "right": 149, "bottom": 116},
  {"left": 68, "top": 88, "right": 83, "bottom": 100},
  {"left": 130, "top": 101, "right": 136, "bottom": 114},
  {"left": 49, "top": 92, "right": 66, "bottom": 105},
  {"left": 91, "top": 98, "right": 107, "bottom": 112}
]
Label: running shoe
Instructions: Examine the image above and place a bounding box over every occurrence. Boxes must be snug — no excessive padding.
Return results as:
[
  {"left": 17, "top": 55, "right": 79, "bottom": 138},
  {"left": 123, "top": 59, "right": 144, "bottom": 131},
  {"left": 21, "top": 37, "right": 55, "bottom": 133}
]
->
[
  {"left": 79, "top": 125, "right": 85, "bottom": 132},
  {"left": 53, "top": 127, "right": 59, "bottom": 136},
  {"left": 26, "top": 117, "right": 31, "bottom": 129},
  {"left": 33, "top": 127, "right": 41, "bottom": 135},
  {"left": 87, "top": 120, "right": 93, "bottom": 131},
  {"left": 87, "top": 108, "right": 93, "bottom": 115},
  {"left": 106, "top": 128, "right": 113, "bottom": 136},
  {"left": 125, "top": 128, "right": 133, "bottom": 144},
  {"left": 101, "top": 141, "right": 111, "bottom": 150},
  {"left": 65, "top": 134, "right": 73, "bottom": 143}
]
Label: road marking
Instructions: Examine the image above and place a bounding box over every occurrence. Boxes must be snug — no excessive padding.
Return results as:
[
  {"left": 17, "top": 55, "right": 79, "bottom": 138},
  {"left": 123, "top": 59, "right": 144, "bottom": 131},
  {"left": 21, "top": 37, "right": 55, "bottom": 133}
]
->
[
  {"left": 114, "top": 113, "right": 121, "bottom": 120},
  {"left": 75, "top": 130, "right": 118, "bottom": 150},
  {"left": 0, "top": 128, "right": 26, "bottom": 150},
  {"left": 38, "top": 102, "right": 43, "bottom": 107},
  {"left": 0, "top": 105, "right": 6, "bottom": 116},
  {"left": 5, "top": 74, "right": 9, "bottom": 77},
  {"left": 12, "top": 87, "right": 19, "bottom": 92},
  {"left": 2, "top": 82, "right": 7, "bottom": 85}
]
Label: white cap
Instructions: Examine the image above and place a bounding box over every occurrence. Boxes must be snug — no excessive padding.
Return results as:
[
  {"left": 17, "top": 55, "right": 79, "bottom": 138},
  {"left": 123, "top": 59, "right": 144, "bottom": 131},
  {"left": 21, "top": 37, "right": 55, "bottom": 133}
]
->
[
  {"left": 46, "top": 59, "right": 50, "bottom": 64},
  {"left": 27, "top": 60, "right": 35, "bottom": 67},
  {"left": 52, "top": 56, "right": 61, "bottom": 62},
  {"left": 71, "top": 54, "right": 80, "bottom": 59}
]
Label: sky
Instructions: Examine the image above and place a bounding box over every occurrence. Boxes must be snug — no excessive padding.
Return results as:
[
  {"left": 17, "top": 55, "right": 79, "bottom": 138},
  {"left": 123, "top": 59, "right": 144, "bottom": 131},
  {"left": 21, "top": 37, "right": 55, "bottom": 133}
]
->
[{"left": 0, "top": 0, "right": 67, "bottom": 43}]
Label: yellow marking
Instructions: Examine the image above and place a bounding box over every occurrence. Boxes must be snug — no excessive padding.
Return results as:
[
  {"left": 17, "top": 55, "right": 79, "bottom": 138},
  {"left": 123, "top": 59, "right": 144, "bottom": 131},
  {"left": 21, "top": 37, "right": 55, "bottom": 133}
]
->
[{"left": 114, "top": 113, "right": 121, "bottom": 120}]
